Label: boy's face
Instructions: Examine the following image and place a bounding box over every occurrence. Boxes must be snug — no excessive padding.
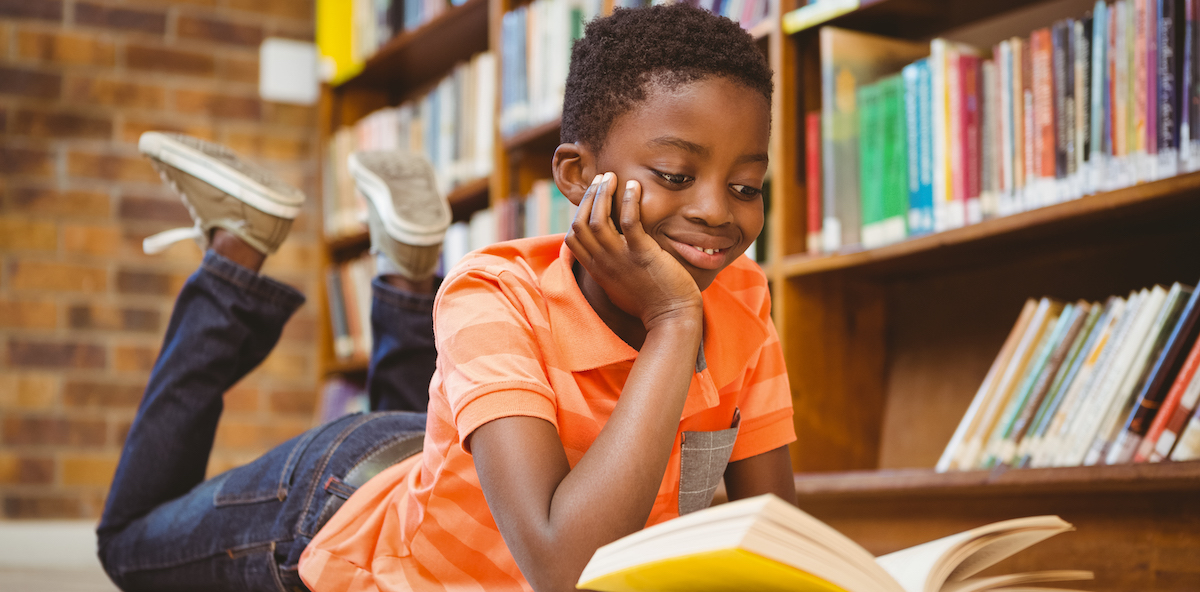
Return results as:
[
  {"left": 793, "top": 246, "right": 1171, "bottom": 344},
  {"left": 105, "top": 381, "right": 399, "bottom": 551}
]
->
[{"left": 591, "top": 76, "right": 770, "bottom": 291}]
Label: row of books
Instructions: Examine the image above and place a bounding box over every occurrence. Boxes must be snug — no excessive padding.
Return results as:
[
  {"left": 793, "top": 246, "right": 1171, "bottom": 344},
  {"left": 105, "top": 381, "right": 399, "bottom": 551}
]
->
[
  {"left": 326, "top": 253, "right": 378, "bottom": 361},
  {"left": 443, "top": 180, "right": 577, "bottom": 271},
  {"left": 500, "top": 0, "right": 602, "bottom": 138},
  {"left": 937, "top": 278, "right": 1200, "bottom": 472},
  {"left": 323, "top": 52, "right": 495, "bottom": 238},
  {"left": 346, "top": 0, "right": 467, "bottom": 65},
  {"left": 813, "top": 0, "right": 1200, "bottom": 254}
]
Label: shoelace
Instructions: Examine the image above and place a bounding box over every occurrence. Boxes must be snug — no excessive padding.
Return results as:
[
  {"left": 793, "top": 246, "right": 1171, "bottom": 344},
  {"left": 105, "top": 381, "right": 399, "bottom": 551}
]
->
[{"left": 142, "top": 226, "right": 203, "bottom": 254}]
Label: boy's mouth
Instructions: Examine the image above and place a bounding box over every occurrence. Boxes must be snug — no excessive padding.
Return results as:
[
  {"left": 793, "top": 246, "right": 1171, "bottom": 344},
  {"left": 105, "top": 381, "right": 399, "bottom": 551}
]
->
[
  {"left": 690, "top": 244, "right": 723, "bottom": 256},
  {"left": 666, "top": 235, "right": 735, "bottom": 271}
]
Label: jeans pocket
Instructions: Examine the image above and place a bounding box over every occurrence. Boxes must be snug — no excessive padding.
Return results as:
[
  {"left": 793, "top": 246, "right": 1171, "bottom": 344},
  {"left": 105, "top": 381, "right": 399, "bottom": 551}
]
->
[
  {"left": 678, "top": 424, "right": 740, "bottom": 515},
  {"left": 214, "top": 426, "right": 322, "bottom": 506}
]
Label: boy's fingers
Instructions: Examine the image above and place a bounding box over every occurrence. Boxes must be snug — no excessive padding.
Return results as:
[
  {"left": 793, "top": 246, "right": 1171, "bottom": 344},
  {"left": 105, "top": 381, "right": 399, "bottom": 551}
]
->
[
  {"left": 569, "top": 175, "right": 604, "bottom": 253},
  {"left": 589, "top": 173, "right": 621, "bottom": 247},
  {"left": 618, "top": 180, "right": 652, "bottom": 248}
]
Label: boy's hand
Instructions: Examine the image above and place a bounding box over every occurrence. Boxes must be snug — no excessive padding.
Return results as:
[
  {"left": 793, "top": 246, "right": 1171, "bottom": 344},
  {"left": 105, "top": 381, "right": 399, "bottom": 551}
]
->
[{"left": 566, "top": 172, "right": 702, "bottom": 330}]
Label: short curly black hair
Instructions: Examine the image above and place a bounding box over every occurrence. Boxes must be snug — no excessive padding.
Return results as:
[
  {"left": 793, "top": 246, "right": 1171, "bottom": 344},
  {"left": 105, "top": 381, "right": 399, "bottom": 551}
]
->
[{"left": 560, "top": 4, "right": 773, "bottom": 151}]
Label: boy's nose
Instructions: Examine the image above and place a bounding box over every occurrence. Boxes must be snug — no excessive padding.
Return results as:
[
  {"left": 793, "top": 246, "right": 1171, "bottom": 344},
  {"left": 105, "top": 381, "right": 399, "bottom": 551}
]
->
[{"left": 684, "top": 182, "right": 734, "bottom": 226}]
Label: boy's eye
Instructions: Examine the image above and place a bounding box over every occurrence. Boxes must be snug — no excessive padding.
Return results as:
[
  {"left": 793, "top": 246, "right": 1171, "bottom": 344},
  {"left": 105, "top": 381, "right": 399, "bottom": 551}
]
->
[
  {"left": 731, "top": 184, "right": 762, "bottom": 199},
  {"left": 654, "top": 170, "right": 693, "bottom": 185}
]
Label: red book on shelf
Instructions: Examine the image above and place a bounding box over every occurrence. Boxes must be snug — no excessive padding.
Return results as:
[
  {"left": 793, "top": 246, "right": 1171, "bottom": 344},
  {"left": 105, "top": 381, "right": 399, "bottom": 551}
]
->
[
  {"left": 1031, "top": 28, "right": 1058, "bottom": 181},
  {"left": 806, "top": 110, "right": 822, "bottom": 254},
  {"left": 1135, "top": 329, "right": 1200, "bottom": 461},
  {"left": 961, "top": 53, "right": 982, "bottom": 219}
]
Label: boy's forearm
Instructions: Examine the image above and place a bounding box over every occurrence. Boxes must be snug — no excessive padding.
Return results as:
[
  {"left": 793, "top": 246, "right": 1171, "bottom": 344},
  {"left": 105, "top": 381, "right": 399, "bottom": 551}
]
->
[{"left": 490, "top": 315, "right": 702, "bottom": 592}]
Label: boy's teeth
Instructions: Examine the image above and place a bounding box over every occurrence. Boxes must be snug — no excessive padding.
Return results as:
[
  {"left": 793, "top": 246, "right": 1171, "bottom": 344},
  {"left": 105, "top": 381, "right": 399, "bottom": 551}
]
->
[{"left": 693, "top": 245, "right": 718, "bottom": 255}]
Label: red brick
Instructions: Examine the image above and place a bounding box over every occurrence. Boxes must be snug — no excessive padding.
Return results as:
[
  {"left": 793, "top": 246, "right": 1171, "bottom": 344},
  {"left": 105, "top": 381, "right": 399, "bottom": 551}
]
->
[
  {"left": 3, "top": 494, "right": 90, "bottom": 519},
  {"left": 0, "top": 0, "right": 63, "bottom": 21},
  {"left": 9, "top": 260, "right": 107, "bottom": 292},
  {"left": 63, "top": 223, "right": 120, "bottom": 256},
  {"left": 0, "top": 374, "right": 59, "bottom": 410},
  {"left": 266, "top": 21, "right": 315, "bottom": 42},
  {"left": 0, "top": 415, "right": 107, "bottom": 445},
  {"left": 0, "top": 146, "right": 54, "bottom": 176},
  {"left": 74, "top": 2, "right": 167, "bottom": 34},
  {"left": 119, "top": 118, "right": 215, "bottom": 145},
  {"left": 64, "top": 76, "right": 165, "bottom": 110},
  {"left": 7, "top": 339, "right": 106, "bottom": 369},
  {"left": 0, "top": 453, "right": 54, "bottom": 485},
  {"left": 62, "top": 380, "right": 143, "bottom": 409},
  {"left": 126, "top": 44, "right": 214, "bottom": 76},
  {"left": 0, "top": 299, "right": 57, "bottom": 329},
  {"left": 174, "top": 89, "right": 261, "bottom": 120},
  {"left": 62, "top": 453, "right": 119, "bottom": 486},
  {"left": 232, "top": 0, "right": 313, "bottom": 20},
  {"left": 117, "top": 194, "right": 191, "bottom": 225},
  {"left": 219, "top": 56, "right": 259, "bottom": 84},
  {"left": 0, "top": 217, "right": 57, "bottom": 250},
  {"left": 68, "top": 151, "right": 160, "bottom": 183},
  {"left": 263, "top": 103, "right": 318, "bottom": 128},
  {"left": 113, "top": 344, "right": 157, "bottom": 373},
  {"left": 10, "top": 109, "right": 112, "bottom": 139},
  {"left": 224, "top": 383, "right": 260, "bottom": 413},
  {"left": 178, "top": 14, "right": 263, "bottom": 46},
  {"left": 116, "top": 269, "right": 183, "bottom": 296},
  {"left": 5, "top": 187, "right": 110, "bottom": 217},
  {"left": 67, "top": 303, "right": 160, "bottom": 333},
  {"left": 16, "top": 29, "right": 116, "bottom": 66},
  {"left": 0, "top": 66, "right": 60, "bottom": 98}
]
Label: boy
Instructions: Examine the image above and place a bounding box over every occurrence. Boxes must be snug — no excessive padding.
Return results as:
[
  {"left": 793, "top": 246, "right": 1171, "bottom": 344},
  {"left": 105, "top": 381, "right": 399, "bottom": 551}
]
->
[{"left": 98, "top": 4, "right": 796, "bottom": 592}]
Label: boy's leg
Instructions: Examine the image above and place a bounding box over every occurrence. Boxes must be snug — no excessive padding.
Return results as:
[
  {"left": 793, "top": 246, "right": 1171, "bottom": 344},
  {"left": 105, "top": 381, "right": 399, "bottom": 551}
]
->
[
  {"left": 351, "top": 151, "right": 451, "bottom": 412},
  {"left": 97, "top": 133, "right": 306, "bottom": 587}
]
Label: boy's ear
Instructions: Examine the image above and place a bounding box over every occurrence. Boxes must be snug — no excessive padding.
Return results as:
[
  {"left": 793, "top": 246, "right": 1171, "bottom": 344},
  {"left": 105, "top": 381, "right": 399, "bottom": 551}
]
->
[{"left": 552, "top": 142, "right": 595, "bottom": 206}]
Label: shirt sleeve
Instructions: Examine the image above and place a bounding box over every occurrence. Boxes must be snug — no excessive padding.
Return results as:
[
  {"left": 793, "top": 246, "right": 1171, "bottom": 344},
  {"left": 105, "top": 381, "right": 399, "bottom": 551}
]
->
[{"left": 434, "top": 266, "right": 559, "bottom": 449}]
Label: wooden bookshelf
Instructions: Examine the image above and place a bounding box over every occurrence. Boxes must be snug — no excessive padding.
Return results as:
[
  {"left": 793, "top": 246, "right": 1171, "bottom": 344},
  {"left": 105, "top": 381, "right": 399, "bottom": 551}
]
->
[{"left": 316, "top": 0, "right": 1200, "bottom": 588}]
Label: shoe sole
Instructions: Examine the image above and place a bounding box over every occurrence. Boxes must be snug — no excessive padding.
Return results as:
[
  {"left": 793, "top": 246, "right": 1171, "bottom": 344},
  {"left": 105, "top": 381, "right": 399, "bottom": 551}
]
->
[
  {"left": 139, "top": 132, "right": 303, "bottom": 220},
  {"left": 348, "top": 153, "right": 450, "bottom": 247}
]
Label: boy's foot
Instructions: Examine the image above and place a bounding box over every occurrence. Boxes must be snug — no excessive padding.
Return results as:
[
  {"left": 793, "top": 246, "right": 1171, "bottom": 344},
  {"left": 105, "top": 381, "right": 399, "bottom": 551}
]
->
[
  {"left": 138, "top": 132, "right": 305, "bottom": 256},
  {"left": 348, "top": 151, "right": 450, "bottom": 282}
]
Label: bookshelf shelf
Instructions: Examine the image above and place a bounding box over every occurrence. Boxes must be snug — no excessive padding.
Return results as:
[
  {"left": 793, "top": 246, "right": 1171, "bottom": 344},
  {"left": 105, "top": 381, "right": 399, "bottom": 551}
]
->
[
  {"left": 339, "top": 0, "right": 490, "bottom": 94},
  {"left": 502, "top": 118, "right": 562, "bottom": 154},
  {"left": 777, "top": 171, "right": 1200, "bottom": 279},
  {"left": 784, "top": 0, "right": 1048, "bottom": 38},
  {"left": 793, "top": 461, "right": 1200, "bottom": 499}
]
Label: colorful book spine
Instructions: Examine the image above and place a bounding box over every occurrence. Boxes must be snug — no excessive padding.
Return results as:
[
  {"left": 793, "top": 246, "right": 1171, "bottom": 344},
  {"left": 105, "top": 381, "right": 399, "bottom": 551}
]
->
[
  {"left": 1091, "top": 2, "right": 1108, "bottom": 192},
  {"left": 806, "top": 111, "right": 823, "bottom": 252},
  {"left": 1108, "top": 281, "right": 1199, "bottom": 463},
  {"left": 904, "top": 59, "right": 936, "bottom": 235}
]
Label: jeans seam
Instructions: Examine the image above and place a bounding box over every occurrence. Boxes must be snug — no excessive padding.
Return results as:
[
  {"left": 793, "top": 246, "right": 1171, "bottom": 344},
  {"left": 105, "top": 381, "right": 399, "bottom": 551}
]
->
[{"left": 292, "top": 412, "right": 383, "bottom": 537}]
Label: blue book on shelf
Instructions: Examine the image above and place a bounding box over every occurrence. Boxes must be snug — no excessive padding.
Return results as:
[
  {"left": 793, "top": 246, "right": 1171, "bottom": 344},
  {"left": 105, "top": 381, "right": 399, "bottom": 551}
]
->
[{"left": 903, "top": 58, "right": 934, "bottom": 236}]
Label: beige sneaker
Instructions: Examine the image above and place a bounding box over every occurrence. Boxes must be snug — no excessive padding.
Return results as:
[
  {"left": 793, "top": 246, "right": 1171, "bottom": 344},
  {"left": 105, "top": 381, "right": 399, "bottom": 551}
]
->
[
  {"left": 349, "top": 151, "right": 451, "bottom": 280},
  {"left": 138, "top": 132, "right": 305, "bottom": 255}
]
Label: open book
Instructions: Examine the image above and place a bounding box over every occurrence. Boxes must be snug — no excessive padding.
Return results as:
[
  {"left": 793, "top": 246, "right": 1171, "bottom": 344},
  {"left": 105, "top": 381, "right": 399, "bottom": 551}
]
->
[{"left": 577, "top": 494, "right": 1091, "bottom": 592}]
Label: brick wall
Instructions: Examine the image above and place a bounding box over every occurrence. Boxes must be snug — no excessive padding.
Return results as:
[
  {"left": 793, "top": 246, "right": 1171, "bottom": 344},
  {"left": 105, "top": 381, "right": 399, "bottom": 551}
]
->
[{"left": 0, "top": 0, "right": 323, "bottom": 519}]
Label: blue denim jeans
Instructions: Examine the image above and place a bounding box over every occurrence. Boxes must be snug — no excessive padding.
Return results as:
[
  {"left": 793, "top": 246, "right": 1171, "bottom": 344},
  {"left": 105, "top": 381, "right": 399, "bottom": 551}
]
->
[{"left": 97, "top": 252, "right": 433, "bottom": 592}]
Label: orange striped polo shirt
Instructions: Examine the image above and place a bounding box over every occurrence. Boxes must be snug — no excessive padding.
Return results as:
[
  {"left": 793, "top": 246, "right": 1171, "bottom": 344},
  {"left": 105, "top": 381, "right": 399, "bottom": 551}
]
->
[{"left": 299, "top": 235, "right": 795, "bottom": 592}]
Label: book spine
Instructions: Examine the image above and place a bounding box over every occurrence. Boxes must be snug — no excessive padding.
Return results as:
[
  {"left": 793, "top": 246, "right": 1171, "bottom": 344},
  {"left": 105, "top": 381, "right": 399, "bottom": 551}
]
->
[
  {"left": 1169, "top": 406, "right": 1200, "bottom": 460},
  {"left": 1110, "top": 283, "right": 1199, "bottom": 463},
  {"left": 947, "top": 46, "right": 966, "bottom": 229},
  {"left": 1187, "top": 0, "right": 1199, "bottom": 169},
  {"left": 1158, "top": 0, "right": 1180, "bottom": 178},
  {"left": 1014, "top": 39, "right": 1029, "bottom": 204},
  {"left": 882, "top": 75, "right": 909, "bottom": 245},
  {"left": 1148, "top": 0, "right": 1161, "bottom": 169},
  {"left": 1091, "top": 2, "right": 1107, "bottom": 192},
  {"left": 904, "top": 62, "right": 924, "bottom": 236},
  {"left": 932, "top": 39, "right": 949, "bottom": 231},
  {"left": 859, "top": 81, "right": 885, "bottom": 248},
  {"left": 1138, "top": 315, "right": 1200, "bottom": 460},
  {"left": 963, "top": 54, "right": 983, "bottom": 224},
  {"left": 1134, "top": 0, "right": 1148, "bottom": 177},
  {"left": 806, "top": 111, "right": 823, "bottom": 253},
  {"left": 1007, "top": 304, "right": 1090, "bottom": 463},
  {"left": 999, "top": 41, "right": 1015, "bottom": 214},
  {"left": 1053, "top": 21, "right": 1070, "bottom": 186},
  {"left": 1033, "top": 28, "right": 1056, "bottom": 205},
  {"left": 918, "top": 58, "right": 936, "bottom": 234},
  {"left": 982, "top": 58, "right": 1000, "bottom": 219},
  {"left": 1075, "top": 17, "right": 1089, "bottom": 194}
]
